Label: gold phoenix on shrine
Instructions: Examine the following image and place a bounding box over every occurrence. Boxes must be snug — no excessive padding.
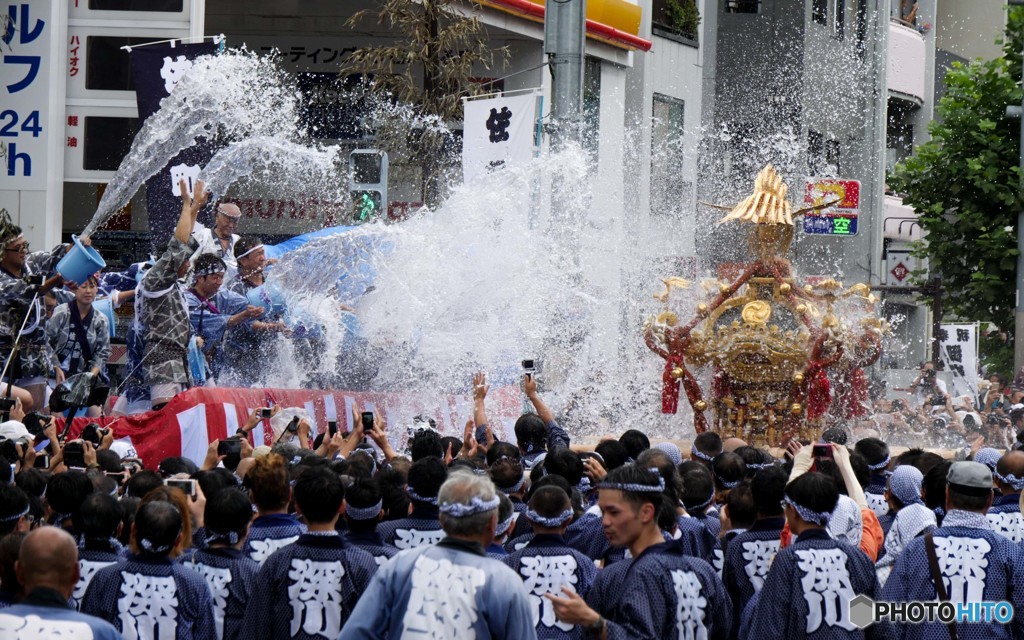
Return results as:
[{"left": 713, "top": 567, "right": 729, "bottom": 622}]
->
[{"left": 643, "top": 165, "right": 887, "bottom": 448}]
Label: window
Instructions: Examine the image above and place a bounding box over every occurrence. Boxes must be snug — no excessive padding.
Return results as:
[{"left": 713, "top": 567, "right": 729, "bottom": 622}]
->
[
  {"left": 652, "top": 0, "right": 701, "bottom": 39},
  {"left": 812, "top": 0, "right": 828, "bottom": 25},
  {"left": 833, "top": 0, "right": 845, "bottom": 39},
  {"left": 650, "top": 94, "right": 687, "bottom": 217},
  {"left": 583, "top": 57, "right": 601, "bottom": 161},
  {"left": 84, "top": 117, "right": 139, "bottom": 171},
  {"left": 724, "top": 0, "right": 760, "bottom": 14},
  {"left": 808, "top": 130, "right": 840, "bottom": 177},
  {"left": 856, "top": 0, "right": 869, "bottom": 58},
  {"left": 85, "top": 36, "right": 154, "bottom": 91},
  {"left": 88, "top": 0, "right": 184, "bottom": 10},
  {"left": 807, "top": 130, "right": 823, "bottom": 174},
  {"left": 825, "top": 138, "right": 840, "bottom": 176}
]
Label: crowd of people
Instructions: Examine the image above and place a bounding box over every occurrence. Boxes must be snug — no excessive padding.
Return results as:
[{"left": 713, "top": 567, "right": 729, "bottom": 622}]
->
[
  {"left": 3, "top": 183, "right": 1024, "bottom": 638},
  {"left": 0, "top": 368, "right": 1020, "bottom": 639},
  {"left": 858, "top": 361, "right": 1023, "bottom": 451}
]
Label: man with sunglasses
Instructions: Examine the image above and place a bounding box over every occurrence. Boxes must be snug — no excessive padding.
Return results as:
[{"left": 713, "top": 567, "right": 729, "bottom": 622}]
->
[{"left": 0, "top": 220, "right": 74, "bottom": 413}]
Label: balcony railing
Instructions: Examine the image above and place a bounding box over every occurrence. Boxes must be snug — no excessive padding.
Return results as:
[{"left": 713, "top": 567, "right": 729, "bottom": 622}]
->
[
  {"left": 883, "top": 194, "right": 922, "bottom": 242},
  {"left": 887, "top": 19, "right": 927, "bottom": 104}
]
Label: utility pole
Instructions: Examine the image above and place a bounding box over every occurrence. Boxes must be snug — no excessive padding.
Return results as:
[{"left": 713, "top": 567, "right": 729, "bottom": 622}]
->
[
  {"left": 544, "top": 0, "right": 587, "bottom": 148},
  {"left": 1010, "top": 0, "right": 1024, "bottom": 376},
  {"left": 543, "top": 0, "right": 588, "bottom": 274}
]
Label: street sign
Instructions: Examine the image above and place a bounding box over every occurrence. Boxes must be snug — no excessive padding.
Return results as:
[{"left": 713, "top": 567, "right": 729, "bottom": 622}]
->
[
  {"left": 802, "top": 178, "right": 860, "bottom": 236},
  {"left": 890, "top": 262, "right": 910, "bottom": 282}
]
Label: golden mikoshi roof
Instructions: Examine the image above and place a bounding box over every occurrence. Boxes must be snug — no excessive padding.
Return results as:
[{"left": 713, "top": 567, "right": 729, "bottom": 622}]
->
[{"left": 717, "top": 165, "right": 794, "bottom": 226}]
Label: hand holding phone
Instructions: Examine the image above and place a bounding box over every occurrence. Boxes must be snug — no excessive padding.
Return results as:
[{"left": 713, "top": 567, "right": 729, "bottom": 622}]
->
[
  {"left": 217, "top": 438, "right": 242, "bottom": 457},
  {"left": 812, "top": 443, "right": 833, "bottom": 459},
  {"left": 165, "top": 478, "right": 197, "bottom": 499}
]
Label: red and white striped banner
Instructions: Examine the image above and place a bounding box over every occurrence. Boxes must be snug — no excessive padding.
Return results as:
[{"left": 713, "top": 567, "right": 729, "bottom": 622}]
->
[{"left": 56, "top": 385, "right": 523, "bottom": 470}]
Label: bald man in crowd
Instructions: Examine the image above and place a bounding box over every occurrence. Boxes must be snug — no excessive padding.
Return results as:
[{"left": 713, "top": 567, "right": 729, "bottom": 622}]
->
[
  {"left": 0, "top": 527, "right": 122, "bottom": 638},
  {"left": 988, "top": 450, "right": 1024, "bottom": 542}
]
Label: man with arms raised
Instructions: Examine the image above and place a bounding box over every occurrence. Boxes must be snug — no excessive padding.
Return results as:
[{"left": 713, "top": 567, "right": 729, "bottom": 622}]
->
[{"left": 138, "top": 179, "right": 208, "bottom": 409}]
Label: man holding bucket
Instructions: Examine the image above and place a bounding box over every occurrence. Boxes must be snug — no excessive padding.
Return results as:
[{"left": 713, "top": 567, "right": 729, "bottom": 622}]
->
[{"left": 0, "top": 212, "right": 88, "bottom": 412}]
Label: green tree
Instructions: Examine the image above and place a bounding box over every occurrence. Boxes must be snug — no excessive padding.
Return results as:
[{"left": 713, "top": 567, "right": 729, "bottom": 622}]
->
[
  {"left": 344, "top": 0, "right": 505, "bottom": 208},
  {"left": 890, "top": 8, "right": 1023, "bottom": 371}
]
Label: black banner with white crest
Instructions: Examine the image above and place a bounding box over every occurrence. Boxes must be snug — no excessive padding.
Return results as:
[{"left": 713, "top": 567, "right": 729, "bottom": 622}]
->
[{"left": 130, "top": 41, "right": 219, "bottom": 244}]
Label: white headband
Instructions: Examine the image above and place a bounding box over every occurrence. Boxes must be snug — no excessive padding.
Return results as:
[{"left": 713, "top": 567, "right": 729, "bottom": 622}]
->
[{"left": 236, "top": 244, "right": 264, "bottom": 260}]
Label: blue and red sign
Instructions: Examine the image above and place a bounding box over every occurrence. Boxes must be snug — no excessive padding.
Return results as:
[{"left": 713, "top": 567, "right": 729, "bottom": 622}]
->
[{"left": 802, "top": 178, "right": 860, "bottom": 236}]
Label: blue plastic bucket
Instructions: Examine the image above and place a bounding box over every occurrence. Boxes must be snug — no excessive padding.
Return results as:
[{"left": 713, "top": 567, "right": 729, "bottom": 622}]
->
[{"left": 56, "top": 235, "right": 106, "bottom": 283}]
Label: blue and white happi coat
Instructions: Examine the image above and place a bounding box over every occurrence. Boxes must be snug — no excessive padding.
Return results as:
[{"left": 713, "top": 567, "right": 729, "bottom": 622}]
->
[
  {"left": 879, "top": 509, "right": 1024, "bottom": 640},
  {"left": 338, "top": 537, "right": 538, "bottom": 640},
  {"left": 181, "top": 547, "right": 260, "bottom": 640},
  {"left": 586, "top": 538, "right": 732, "bottom": 640},
  {"left": 80, "top": 553, "right": 218, "bottom": 640},
  {"left": 504, "top": 533, "right": 598, "bottom": 640},
  {"left": 242, "top": 513, "right": 307, "bottom": 566},
  {"left": 0, "top": 244, "right": 64, "bottom": 380},
  {"left": 377, "top": 504, "right": 445, "bottom": 551},
  {"left": 986, "top": 493, "right": 1023, "bottom": 544},
  {"left": 746, "top": 529, "right": 882, "bottom": 640},
  {"left": 0, "top": 587, "right": 122, "bottom": 640},
  {"left": 342, "top": 530, "right": 399, "bottom": 568},
  {"left": 184, "top": 288, "right": 251, "bottom": 381},
  {"left": 865, "top": 474, "right": 890, "bottom": 519},
  {"left": 240, "top": 531, "right": 378, "bottom": 640},
  {"left": 722, "top": 516, "right": 785, "bottom": 621},
  {"left": 72, "top": 540, "right": 125, "bottom": 610}
]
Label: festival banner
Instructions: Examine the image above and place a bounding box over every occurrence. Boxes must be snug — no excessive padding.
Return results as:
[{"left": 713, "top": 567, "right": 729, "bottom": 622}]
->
[
  {"left": 939, "top": 323, "right": 980, "bottom": 399},
  {"left": 462, "top": 91, "right": 540, "bottom": 183},
  {"left": 129, "top": 41, "right": 219, "bottom": 243},
  {"left": 56, "top": 385, "right": 522, "bottom": 470}
]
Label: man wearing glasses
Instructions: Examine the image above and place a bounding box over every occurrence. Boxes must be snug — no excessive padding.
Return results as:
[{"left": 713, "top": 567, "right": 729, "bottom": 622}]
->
[{"left": 0, "top": 219, "right": 73, "bottom": 412}]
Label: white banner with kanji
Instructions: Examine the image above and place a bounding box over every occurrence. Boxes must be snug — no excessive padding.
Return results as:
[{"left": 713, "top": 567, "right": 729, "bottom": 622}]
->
[
  {"left": 939, "top": 323, "right": 980, "bottom": 399},
  {"left": 462, "top": 92, "right": 539, "bottom": 183}
]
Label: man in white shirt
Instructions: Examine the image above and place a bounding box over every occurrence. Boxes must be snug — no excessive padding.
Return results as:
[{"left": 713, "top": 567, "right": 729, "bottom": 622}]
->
[{"left": 192, "top": 203, "right": 242, "bottom": 281}]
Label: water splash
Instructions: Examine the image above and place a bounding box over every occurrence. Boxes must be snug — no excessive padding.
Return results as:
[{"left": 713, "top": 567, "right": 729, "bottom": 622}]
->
[
  {"left": 199, "top": 137, "right": 344, "bottom": 201},
  {"left": 83, "top": 50, "right": 302, "bottom": 237}
]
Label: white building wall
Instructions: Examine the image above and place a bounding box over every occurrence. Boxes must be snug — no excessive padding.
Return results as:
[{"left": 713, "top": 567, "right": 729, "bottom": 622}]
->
[{"left": 935, "top": 0, "right": 1007, "bottom": 62}]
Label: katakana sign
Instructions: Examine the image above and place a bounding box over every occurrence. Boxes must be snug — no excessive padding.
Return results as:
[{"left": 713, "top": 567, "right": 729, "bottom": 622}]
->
[
  {"left": 1, "top": 1, "right": 51, "bottom": 190},
  {"left": 802, "top": 178, "right": 860, "bottom": 236}
]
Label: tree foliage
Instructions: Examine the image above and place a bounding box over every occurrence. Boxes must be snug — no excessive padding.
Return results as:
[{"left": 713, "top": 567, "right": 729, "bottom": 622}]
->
[
  {"left": 889, "top": 9, "right": 1023, "bottom": 352},
  {"left": 343, "top": 0, "right": 504, "bottom": 206}
]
